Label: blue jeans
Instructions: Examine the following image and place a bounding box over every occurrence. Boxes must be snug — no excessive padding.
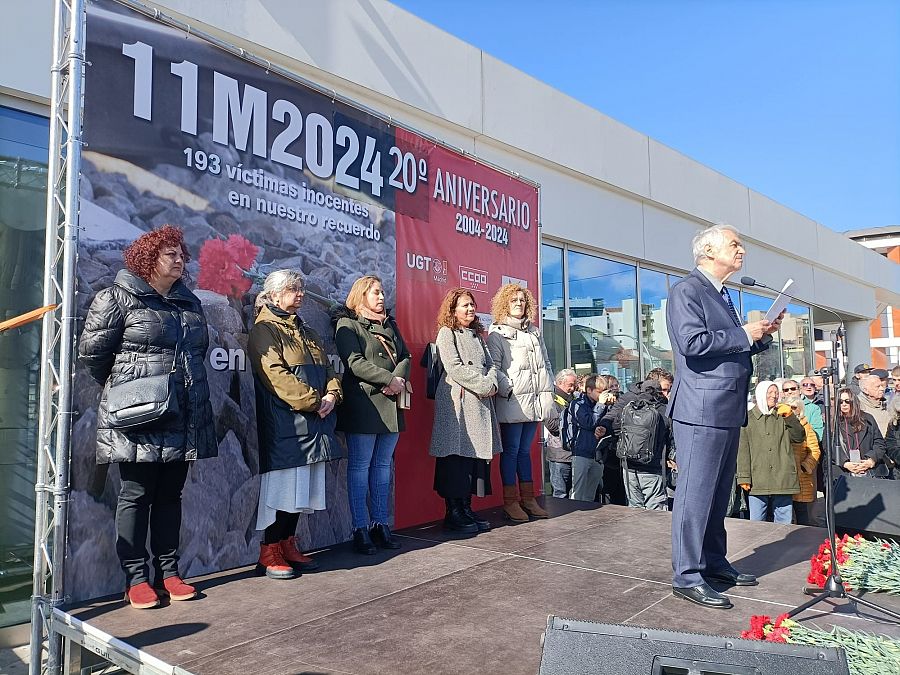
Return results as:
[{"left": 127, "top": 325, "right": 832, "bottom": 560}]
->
[
  {"left": 548, "top": 461, "right": 572, "bottom": 497},
  {"left": 748, "top": 494, "right": 793, "bottom": 524},
  {"left": 346, "top": 432, "right": 399, "bottom": 529},
  {"left": 499, "top": 422, "right": 538, "bottom": 485}
]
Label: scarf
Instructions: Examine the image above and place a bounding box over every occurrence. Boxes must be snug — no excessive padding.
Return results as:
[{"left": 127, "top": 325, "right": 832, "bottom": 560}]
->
[{"left": 358, "top": 306, "right": 387, "bottom": 323}]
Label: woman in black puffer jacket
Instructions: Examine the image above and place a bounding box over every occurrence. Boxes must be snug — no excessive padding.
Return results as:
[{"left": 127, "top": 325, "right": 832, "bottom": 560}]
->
[{"left": 78, "top": 225, "right": 216, "bottom": 609}]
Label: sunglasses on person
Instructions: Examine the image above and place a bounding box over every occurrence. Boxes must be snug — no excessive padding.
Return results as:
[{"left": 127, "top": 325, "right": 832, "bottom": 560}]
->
[
  {"left": 839, "top": 398, "right": 853, "bottom": 404},
  {"left": 801, "top": 382, "right": 816, "bottom": 388},
  {"left": 782, "top": 385, "right": 799, "bottom": 392}
]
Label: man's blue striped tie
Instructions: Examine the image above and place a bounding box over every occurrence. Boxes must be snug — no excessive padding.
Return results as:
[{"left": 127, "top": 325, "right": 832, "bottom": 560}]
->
[{"left": 721, "top": 287, "right": 741, "bottom": 326}]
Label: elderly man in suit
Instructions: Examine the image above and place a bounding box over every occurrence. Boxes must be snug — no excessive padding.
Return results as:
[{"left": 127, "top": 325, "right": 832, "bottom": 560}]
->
[{"left": 667, "top": 225, "right": 782, "bottom": 609}]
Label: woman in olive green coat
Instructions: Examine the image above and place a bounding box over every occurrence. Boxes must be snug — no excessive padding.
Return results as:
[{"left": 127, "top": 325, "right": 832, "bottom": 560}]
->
[
  {"left": 736, "top": 380, "right": 805, "bottom": 523},
  {"left": 333, "top": 275, "right": 411, "bottom": 554}
]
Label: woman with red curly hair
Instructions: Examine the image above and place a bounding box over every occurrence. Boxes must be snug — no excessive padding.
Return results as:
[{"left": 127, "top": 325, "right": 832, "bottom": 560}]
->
[
  {"left": 487, "top": 283, "right": 554, "bottom": 522},
  {"left": 79, "top": 225, "right": 217, "bottom": 609}
]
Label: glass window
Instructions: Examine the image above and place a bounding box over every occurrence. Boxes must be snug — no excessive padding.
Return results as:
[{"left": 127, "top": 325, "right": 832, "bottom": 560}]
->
[
  {"left": 781, "top": 302, "right": 812, "bottom": 379},
  {"left": 740, "top": 290, "right": 783, "bottom": 384},
  {"left": 0, "top": 105, "right": 48, "bottom": 629},
  {"left": 540, "top": 244, "right": 566, "bottom": 374},
  {"left": 638, "top": 268, "right": 675, "bottom": 377},
  {"left": 567, "top": 250, "right": 639, "bottom": 388}
]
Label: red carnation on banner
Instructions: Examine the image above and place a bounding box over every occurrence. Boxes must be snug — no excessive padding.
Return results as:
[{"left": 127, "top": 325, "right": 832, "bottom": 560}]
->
[{"left": 197, "top": 235, "right": 259, "bottom": 299}]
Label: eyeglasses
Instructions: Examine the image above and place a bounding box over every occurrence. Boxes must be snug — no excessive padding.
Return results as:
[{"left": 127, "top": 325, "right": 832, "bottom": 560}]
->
[
  {"left": 801, "top": 383, "right": 816, "bottom": 388},
  {"left": 839, "top": 399, "right": 853, "bottom": 404},
  {"left": 782, "top": 386, "right": 799, "bottom": 392}
]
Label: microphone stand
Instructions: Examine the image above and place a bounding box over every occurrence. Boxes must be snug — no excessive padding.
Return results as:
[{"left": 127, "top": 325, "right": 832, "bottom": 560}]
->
[{"left": 743, "top": 278, "right": 900, "bottom": 623}]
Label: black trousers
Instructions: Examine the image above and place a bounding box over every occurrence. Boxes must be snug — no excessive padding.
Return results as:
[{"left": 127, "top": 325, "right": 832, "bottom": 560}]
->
[
  {"left": 116, "top": 461, "right": 190, "bottom": 587},
  {"left": 262, "top": 511, "right": 301, "bottom": 544},
  {"left": 433, "top": 455, "right": 492, "bottom": 499}
]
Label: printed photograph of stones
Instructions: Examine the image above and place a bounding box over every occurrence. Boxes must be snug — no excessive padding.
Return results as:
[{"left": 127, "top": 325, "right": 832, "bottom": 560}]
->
[{"left": 68, "top": 141, "right": 396, "bottom": 601}]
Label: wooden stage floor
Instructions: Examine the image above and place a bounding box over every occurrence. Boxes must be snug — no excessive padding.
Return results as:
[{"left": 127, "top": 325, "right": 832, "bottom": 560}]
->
[{"left": 62, "top": 499, "right": 900, "bottom": 674}]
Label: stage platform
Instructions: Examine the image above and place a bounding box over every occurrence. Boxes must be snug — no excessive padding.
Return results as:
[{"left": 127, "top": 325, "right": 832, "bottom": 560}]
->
[{"left": 57, "top": 499, "right": 900, "bottom": 674}]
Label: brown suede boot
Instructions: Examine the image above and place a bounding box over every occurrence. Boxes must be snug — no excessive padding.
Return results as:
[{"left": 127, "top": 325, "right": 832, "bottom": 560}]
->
[
  {"left": 503, "top": 485, "right": 529, "bottom": 522},
  {"left": 519, "top": 481, "right": 549, "bottom": 519}
]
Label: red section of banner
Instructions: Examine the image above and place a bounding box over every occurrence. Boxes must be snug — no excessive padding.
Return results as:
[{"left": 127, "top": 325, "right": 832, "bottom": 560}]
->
[{"left": 393, "top": 130, "right": 540, "bottom": 528}]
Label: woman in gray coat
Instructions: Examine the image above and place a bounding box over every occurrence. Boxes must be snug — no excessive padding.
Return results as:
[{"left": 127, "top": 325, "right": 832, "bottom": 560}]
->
[{"left": 429, "top": 288, "right": 502, "bottom": 534}]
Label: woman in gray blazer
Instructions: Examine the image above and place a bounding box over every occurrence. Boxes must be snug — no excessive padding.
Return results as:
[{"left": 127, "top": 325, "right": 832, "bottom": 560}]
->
[{"left": 429, "top": 288, "right": 503, "bottom": 534}]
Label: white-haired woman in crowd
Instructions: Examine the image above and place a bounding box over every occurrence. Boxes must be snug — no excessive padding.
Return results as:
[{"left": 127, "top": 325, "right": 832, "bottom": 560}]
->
[{"left": 248, "top": 270, "right": 342, "bottom": 580}]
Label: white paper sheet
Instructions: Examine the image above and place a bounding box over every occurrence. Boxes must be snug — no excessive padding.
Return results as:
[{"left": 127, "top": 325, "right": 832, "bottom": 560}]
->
[{"left": 765, "top": 278, "right": 794, "bottom": 322}]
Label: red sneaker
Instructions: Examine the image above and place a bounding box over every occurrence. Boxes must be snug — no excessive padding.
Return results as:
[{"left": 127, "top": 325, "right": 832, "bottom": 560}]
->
[
  {"left": 280, "top": 536, "right": 320, "bottom": 571},
  {"left": 155, "top": 576, "right": 197, "bottom": 601},
  {"left": 124, "top": 582, "right": 160, "bottom": 609}
]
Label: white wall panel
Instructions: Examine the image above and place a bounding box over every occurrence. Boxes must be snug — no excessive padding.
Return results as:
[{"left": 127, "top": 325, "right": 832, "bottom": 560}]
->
[
  {"left": 649, "top": 140, "right": 750, "bottom": 231},
  {"left": 812, "top": 267, "right": 876, "bottom": 318},
  {"left": 740, "top": 242, "right": 815, "bottom": 301},
  {"left": 816, "top": 225, "right": 864, "bottom": 280},
  {"left": 156, "top": 0, "right": 485, "bottom": 132},
  {"left": 641, "top": 204, "right": 698, "bottom": 273},
  {"left": 481, "top": 54, "right": 650, "bottom": 199},
  {"left": 0, "top": 2, "right": 53, "bottom": 101},
  {"left": 748, "top": 191, "right": 818, "bottom": 258},
  {"left": 472, "top": 139, "right": 645, "bottom": 260}
]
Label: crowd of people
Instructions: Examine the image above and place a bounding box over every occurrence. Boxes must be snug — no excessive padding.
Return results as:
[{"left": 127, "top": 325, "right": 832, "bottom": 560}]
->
[{"left": 77, "top": 224, "right": 900, "bottom": 611}]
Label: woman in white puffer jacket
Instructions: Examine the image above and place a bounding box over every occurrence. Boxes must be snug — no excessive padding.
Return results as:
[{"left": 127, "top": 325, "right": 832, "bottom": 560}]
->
[{"left": 487, "top": 283, "right": 555, "bottom": 522}]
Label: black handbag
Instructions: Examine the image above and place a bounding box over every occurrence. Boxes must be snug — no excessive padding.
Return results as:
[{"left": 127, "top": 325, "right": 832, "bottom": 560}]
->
[{"left": 106, "top": 331, "right": 181, "bottom": 430}]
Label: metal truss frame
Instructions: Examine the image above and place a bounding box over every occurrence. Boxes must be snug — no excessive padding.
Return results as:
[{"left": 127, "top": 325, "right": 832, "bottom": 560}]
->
[{"left": 29, "top": 0, "right": 86, "bottom": 673}]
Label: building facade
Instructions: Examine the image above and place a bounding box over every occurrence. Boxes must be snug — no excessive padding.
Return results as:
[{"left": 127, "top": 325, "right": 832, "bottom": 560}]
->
[
  {"left": 2, "top": 0, "right": 899, "bottom": 638},
  {"left": 846, "top": 226, "right": 900, "bottom": 368}
]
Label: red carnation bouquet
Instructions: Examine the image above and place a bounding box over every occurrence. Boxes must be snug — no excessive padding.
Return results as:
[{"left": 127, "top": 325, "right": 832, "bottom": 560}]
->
[
  {"left": 808, "top": 533, "right": 900, "bottom": 594},
  {"left": 197, "top": 234, "right": 259, "bottom": 299},
  {"left": 741, "top": 613, "right": 900, "bottom": 673}
]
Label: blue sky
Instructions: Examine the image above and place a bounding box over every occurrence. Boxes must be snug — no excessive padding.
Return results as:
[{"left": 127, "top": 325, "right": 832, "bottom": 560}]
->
[{"left": 392, "top": 0, "right": 900, "bottom": 233}]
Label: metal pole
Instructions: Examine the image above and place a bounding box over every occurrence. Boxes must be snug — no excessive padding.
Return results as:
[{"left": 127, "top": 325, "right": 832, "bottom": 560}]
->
[
  {"left": 30, "top": 1, "right": 69, "bottom": 671},
  {"left": 48, "top": 1, "right": 86, "bottom": 671},
  {"left": 29, "top": 0, "right": 86, "bottom": 673}
]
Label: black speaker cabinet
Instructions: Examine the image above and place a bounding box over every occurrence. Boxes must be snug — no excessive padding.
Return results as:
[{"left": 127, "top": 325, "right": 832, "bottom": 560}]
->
[
  {"left": 833, "top": 474, "right": 900, "bottom": 538},
  {"left": 538, "top": 617, "right": 849, "bottom": 675}
]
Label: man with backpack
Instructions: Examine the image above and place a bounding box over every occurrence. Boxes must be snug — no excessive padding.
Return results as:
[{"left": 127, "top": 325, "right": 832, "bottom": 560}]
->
[
  {"left": 618, "top": 377, "right": 674, "bottom": 511},
  {"left": 563, "top": 375, "right": 615, "bottom": 501}
]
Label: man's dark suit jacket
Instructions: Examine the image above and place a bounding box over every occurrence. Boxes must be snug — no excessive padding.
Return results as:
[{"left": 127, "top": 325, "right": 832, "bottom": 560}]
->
[{"left": 666, "top": 268, "right": 771, "bottom": 428}]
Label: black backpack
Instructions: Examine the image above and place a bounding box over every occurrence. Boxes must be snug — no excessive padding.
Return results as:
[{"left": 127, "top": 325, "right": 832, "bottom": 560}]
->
[{"left": 616, "top": 399, "right": 661, "bottom": 466}]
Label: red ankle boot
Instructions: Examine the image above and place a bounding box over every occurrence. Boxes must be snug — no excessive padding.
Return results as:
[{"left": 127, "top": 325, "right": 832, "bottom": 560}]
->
[
  {"left": 280, "top": 536, "right": 320, "bottom": 571},
  {"left": 257, "top": 542, "right": 297, "bottom": 579}
]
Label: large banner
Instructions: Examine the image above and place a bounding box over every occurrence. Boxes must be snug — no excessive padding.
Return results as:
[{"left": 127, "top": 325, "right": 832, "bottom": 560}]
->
[{"left": 71, "top": 0, "right": 538, "bottom": 600}]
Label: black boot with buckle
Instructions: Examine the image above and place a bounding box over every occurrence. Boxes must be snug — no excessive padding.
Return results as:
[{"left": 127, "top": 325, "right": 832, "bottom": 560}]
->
[
  {"left": 462, "top": 495, "right": 491, "bottom": 532},
  {"left": 443, "top": 498, "right": 479, "bottom": 534}
]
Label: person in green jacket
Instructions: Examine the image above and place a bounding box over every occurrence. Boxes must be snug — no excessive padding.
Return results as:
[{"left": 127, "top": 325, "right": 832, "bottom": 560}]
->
[
  {"left": 333, "top": 275, "right": 411, "bottom": 554},
  {"left": 737, "top": 380, "right": 805, "bottom": 524}
]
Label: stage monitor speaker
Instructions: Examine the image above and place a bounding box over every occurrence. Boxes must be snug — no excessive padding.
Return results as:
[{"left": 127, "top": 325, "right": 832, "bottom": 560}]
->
[
  {"left": 833, "top": 474, "right": 900, "bottom": 539},
  {"left": 538, "top": 617, "right": 849, "bottom": 675}
]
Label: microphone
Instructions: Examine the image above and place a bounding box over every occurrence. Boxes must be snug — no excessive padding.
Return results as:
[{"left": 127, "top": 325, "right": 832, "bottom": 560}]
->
[{"left": 740, "top": 276, "right": 769, "bottom": 290}]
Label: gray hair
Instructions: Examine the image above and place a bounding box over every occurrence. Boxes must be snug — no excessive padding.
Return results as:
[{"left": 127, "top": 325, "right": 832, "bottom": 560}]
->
[
  {"left": 692, "top": 225, "right": 738, "bottom": 264},
  {"left": 860, "top": 374, "right": 884, "bottom": 396},
  {"left": 256, "top": 269, "right": 305, "bottom": 308},
  {"left": 555, "top": 368, "right": 576, "bottom": 385}
]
